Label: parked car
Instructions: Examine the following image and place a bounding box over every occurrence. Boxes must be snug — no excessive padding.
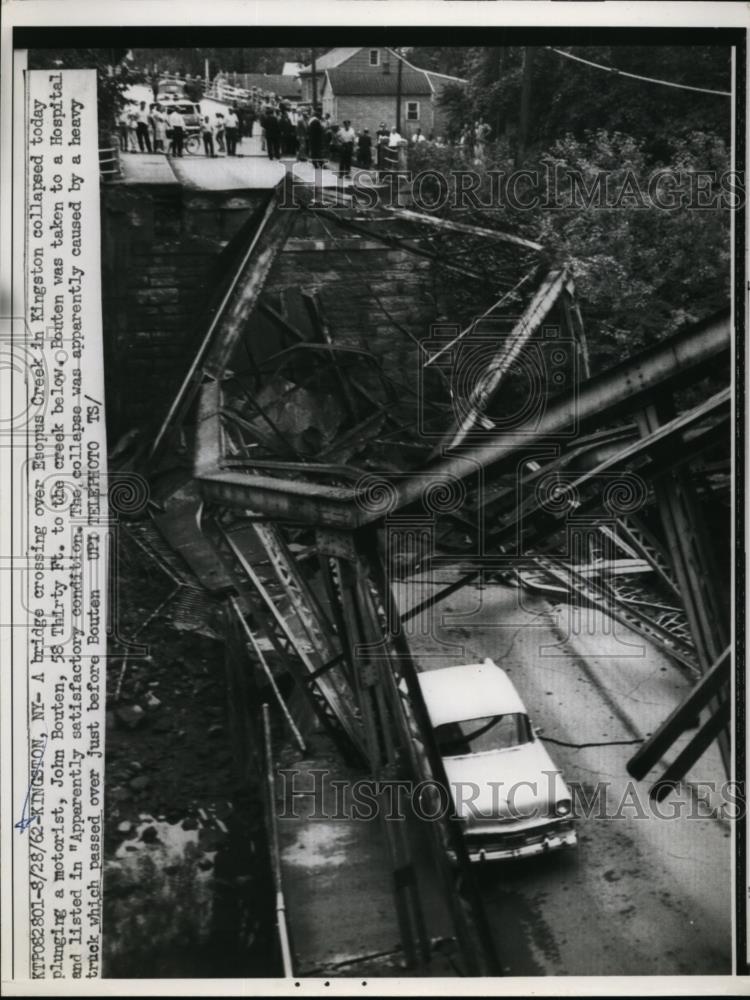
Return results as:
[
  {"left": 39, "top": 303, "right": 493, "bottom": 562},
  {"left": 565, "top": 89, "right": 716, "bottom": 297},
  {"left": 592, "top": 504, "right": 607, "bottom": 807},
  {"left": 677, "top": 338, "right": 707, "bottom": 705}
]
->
[
  {"left": 417, "top": 659, "right": 577, "bottom": 862},
  {"left": 159, "top": 97, "right": 203, "bottom": 136},
  {"left": 157, "top": 77, "right": 187, "bottom": 101}
]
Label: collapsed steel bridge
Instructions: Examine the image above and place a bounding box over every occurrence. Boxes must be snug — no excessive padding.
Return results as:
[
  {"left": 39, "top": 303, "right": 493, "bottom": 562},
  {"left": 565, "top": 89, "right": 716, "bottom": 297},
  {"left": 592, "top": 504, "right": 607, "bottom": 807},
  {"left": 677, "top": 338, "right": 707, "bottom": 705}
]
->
[{"left": 121, "top": 174, "right": 733, "bottom": 974}]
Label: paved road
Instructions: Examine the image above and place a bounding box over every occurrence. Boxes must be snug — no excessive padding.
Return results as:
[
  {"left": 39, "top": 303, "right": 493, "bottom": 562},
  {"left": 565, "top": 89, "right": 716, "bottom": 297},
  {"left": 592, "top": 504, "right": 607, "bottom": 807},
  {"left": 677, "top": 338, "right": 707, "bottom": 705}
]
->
[
  {"left": 120, "top": 134, "right": 364, "bottom": 192},
  {"left": 395, "top": 571, "right": 732, "bottom": 976}
]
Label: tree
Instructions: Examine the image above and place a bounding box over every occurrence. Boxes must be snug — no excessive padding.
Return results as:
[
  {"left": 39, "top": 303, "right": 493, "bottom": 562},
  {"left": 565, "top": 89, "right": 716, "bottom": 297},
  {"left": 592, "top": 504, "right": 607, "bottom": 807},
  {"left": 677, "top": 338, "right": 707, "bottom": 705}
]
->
[{"left": 434, "top": 44, "right": 731, "bottom": 165}]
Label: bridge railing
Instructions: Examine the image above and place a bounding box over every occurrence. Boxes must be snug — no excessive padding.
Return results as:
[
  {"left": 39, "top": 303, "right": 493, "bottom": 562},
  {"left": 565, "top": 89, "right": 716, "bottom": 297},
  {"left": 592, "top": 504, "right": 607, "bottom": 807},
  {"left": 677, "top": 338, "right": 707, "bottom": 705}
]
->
[
  {"left": 204, "top": 80, "right": 255, "bottom": 105},
  {"left": 99, "top": 139, "right": 122, "bottom": 181}
]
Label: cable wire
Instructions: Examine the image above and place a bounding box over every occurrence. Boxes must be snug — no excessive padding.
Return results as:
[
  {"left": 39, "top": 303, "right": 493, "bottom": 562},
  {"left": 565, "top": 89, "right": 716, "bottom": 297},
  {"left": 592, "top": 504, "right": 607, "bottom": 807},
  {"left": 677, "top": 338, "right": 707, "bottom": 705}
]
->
[{"left": 546, "top": 46, "right": 731, "bottom": 98}]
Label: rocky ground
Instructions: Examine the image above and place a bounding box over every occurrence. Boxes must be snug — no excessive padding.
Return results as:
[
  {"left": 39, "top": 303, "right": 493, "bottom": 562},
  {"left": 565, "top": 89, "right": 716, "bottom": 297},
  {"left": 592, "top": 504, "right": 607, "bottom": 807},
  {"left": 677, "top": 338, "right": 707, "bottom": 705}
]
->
[{"left": 102, "top": 527, "right": 279, "bottom": 978}]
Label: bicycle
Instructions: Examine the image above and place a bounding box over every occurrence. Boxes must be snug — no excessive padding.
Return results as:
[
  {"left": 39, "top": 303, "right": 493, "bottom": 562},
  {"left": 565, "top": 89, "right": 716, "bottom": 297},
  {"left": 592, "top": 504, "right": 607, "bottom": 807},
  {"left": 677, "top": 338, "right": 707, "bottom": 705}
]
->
[{"left": 184, "top": 132, "right": 202, "bottom": 155}]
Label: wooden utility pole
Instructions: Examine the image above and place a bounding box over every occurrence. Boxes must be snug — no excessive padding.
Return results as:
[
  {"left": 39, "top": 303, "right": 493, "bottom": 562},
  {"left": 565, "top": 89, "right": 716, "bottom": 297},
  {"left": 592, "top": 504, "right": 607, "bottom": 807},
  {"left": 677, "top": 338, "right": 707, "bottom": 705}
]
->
[
  {"left": 517, "top": 46, "right": 534, "bottom": 165},
  {"left": 311, "top": 49, "right": 318, "bottom": 108},
  {"left": 396, "top": 49, "right": 403, "bottom": 131},
  {"left": 496, "top": 47, "right": 507, "bottom": 140}
]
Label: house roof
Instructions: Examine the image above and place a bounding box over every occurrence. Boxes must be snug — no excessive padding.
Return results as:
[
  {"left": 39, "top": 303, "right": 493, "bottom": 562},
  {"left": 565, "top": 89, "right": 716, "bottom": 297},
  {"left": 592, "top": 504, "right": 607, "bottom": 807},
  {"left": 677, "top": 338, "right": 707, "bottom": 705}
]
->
[
  {"left": 323, "top": 67, "right": 432, "bottom": 97},
  {"left": 281, "top": 62, "right": 305, "bottom": 77},
  {"left": 301, "top": 47, "right": 468, "bottom": 87},
  {"left": 300, "top": 48, "right": 362, "bottom": 75}
]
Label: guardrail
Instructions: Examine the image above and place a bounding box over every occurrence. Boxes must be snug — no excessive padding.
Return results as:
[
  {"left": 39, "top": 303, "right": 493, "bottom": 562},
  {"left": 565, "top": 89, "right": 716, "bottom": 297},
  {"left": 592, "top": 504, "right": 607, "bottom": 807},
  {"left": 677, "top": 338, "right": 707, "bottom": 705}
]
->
[
  {"left": 205, "top": 81, "right": 255, "bottom": 105},
  {"left": 99, "top": 142, "right": 122, "bottom": 181}
]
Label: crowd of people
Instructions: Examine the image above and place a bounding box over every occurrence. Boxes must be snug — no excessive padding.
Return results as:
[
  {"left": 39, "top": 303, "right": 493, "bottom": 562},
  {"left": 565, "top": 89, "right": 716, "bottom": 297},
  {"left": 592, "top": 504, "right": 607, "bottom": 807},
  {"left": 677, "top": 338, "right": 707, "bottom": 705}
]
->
[
  {"left": 117, "top": 95, "right": 494, "bottom": 171},
  {"left": 256, "top": 108, "right": 430, "bottom": 176}
]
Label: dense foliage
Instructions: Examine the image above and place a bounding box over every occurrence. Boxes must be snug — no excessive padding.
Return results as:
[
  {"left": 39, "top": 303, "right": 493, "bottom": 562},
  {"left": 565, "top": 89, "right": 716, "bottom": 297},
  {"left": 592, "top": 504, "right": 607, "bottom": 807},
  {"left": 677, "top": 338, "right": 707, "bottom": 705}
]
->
[
  {"left": 408, "top": 126, "right": 732, "bottom": 370},
  {"left": 130, "top": 47, "right": 305, "bottom": 78},
  {"left": 418, "top": 46, "right": 731, "bottom": 158},
  {"left": 403, "top": 44, "right": 733, "bottom": 370}
]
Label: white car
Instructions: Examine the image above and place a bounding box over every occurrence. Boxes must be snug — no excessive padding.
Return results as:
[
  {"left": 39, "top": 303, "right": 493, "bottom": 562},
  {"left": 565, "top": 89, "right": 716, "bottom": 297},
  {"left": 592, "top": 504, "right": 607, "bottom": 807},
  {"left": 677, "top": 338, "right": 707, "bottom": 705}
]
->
[{"left": 418, "top": 659, "right": 577, "bottom": 862}]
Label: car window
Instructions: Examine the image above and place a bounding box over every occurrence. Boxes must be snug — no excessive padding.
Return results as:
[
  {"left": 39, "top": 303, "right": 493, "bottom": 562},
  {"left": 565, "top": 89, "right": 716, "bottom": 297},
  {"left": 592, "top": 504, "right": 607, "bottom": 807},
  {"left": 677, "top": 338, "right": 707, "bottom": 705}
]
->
[{"left": 435, "top": 713, "right": 532, "bottom": 756}]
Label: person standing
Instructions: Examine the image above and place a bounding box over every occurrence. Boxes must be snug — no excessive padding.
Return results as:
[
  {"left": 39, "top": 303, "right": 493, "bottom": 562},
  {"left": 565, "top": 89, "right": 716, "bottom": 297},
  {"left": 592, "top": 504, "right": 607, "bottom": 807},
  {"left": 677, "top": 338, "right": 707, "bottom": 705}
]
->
[
  {"left": 202, "top": 115, "right": 216, "bottom": 157},
  {"left": 307, "top": 108, "right": 325, "bottom": 168},
  {"left": 127, "top": 103, "right": 139, "bottom": 152},
  {"left": 151, "top": 104, "right": 167, "bottom": 152},
  {"left": 357, "top": 128, "right": 372, "bottom": 169},
  {"left": 214, "top": 113, "right": 226, "bottom": 154},
  {"left": 337, "top": 119, "right": 356, "bottom": 177},
  {"left": 383, "top": 126, "right": 403, "bottom": 173},
  {"left": 169, "top": 106, "right": 185, "bottom": 157},
  {"left": 224, "top": 106, "right": 240, "bottom": 156},
  {"left": 280, "top": 109, "right": 295, "bottom": 157},
  {"left": 296, "top": 112, "right": 309, "bottom": 161},
  {"left": 263, "top": 108, "right": 281, "bottom": 160},
  {"left": 375, "top": 121, "right": 389, "bottom": 171},
  {"left": 136, "top": 101, "right": 152, "bottom": 153},
  {"left": 412, "top": 127, "right": 426, "bottom": 144},
  {"left": 117, "top": 105, "right": 130, "bottom": 152}
]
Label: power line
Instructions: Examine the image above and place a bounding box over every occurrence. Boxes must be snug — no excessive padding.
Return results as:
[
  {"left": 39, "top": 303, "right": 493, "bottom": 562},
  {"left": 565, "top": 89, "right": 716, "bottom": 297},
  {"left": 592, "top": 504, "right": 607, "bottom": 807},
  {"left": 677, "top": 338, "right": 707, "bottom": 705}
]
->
[{"left": 546, "top": 46, "right": 731, "bottom": 98}]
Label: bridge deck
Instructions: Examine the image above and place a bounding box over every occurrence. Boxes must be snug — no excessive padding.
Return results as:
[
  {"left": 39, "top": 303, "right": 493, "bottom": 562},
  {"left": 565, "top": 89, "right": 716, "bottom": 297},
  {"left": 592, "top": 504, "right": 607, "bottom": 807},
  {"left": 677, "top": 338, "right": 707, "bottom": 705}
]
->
[{"left": 118, "top": 134, "right": 358, "bottom": 191}]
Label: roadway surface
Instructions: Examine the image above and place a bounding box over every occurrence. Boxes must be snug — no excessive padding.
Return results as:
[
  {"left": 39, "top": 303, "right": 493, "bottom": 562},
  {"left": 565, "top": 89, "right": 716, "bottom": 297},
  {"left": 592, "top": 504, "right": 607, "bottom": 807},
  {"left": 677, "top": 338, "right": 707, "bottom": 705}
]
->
[
  {"left": 395, "top": 569, "right": 732, "bottom": 976},
  {"left": 119, "top": 134, "right": 360, "bottom": 191}
]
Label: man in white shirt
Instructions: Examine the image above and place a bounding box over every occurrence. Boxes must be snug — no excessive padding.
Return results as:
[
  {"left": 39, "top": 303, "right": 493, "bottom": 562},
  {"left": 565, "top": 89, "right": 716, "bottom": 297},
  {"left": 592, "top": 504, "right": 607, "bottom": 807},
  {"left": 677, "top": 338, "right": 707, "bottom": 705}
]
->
[
  {"left": 168, "top": 108, "right": 185, "bottom": 157},
  {"left": 411, "top": 128, "right": 426, "bottom": 144},
  {"left": 383, "top": 126, "right": 404, "bottom": 172},
  {"left": 136, "top": 101, "right": 152, "bottom": 153},
  {"left": 225, "top": 107, "right": 240, "bottom": 156},
  {"left": 337, "top": 119, "right": 356, "bottom": 177}
]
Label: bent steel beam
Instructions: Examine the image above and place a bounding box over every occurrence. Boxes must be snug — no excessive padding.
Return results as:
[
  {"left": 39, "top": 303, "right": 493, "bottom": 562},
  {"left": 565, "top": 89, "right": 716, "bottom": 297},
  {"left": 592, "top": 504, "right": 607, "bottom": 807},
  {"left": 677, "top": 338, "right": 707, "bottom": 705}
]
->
[
  {"left": 436, "top": 268, "right": 570, "bottom": 453},
  {"left": 383, "top": 206, "right": 544, "bottom": 252},
  {"left": 195, "top": 310, "right": 730, "bottom": 527},
  {"left": 395, "top": 309, "right": 730, "bottom": 514},
  {"left": 627, "top": 647, "right": 731, "bottom": 781},
  {"left": 149, "top": 173, "right": 301, "bottom": 464}
]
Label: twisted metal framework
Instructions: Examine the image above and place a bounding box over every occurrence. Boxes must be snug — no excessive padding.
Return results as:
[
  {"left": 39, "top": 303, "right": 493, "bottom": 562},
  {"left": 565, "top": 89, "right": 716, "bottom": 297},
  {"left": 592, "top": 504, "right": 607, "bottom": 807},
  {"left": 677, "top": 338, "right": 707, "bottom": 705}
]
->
[{"left": 134, "top": 177, "right": 732, "bottom": 974}]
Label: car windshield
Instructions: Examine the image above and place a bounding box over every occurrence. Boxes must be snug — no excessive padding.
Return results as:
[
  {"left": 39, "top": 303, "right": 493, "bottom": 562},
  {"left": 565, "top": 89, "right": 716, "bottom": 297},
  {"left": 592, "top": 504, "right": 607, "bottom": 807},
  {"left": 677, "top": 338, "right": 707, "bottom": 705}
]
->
[{"left": 434, "top": 713, "right": 532, "bottom": 756}]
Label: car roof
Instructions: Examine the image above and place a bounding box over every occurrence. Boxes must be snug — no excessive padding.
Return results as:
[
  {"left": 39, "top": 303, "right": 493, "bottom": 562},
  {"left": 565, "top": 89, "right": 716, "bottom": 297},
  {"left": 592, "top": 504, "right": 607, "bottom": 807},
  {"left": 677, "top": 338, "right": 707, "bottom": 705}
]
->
[{"left": 417, "top": 660, "right": 527, "bottom": 728}]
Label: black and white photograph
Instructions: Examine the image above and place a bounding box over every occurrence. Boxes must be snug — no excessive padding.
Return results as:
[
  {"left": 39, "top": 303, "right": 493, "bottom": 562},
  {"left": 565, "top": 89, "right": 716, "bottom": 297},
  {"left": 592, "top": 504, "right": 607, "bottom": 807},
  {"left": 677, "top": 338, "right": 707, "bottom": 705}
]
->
[{"left": 1, "top": 2, "right": 747, "bottom": 992}]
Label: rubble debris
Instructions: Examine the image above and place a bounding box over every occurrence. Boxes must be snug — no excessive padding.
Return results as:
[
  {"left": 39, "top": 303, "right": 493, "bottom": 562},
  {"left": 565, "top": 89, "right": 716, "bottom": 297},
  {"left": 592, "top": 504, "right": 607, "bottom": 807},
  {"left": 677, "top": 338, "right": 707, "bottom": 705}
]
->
[{"left": 116, "top": 704, "right": 147, "bottom": 729}]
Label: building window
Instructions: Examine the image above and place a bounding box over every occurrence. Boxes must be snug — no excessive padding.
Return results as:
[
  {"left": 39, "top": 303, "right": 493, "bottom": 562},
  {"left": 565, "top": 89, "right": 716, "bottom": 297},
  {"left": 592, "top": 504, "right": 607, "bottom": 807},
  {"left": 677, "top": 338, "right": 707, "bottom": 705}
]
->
[
  {"left": 369, "top": 49, "right": 380, "bottom": 67},
  {"left": 406, "top": 101, "right": 420, "bottom": 121}
]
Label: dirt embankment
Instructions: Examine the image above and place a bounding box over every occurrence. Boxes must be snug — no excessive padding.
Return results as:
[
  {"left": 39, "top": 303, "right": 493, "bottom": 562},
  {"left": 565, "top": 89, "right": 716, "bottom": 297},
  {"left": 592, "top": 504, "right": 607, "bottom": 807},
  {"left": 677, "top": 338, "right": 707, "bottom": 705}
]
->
[{"left": 103, "top": 531, "right": 280, "bottom": 978}]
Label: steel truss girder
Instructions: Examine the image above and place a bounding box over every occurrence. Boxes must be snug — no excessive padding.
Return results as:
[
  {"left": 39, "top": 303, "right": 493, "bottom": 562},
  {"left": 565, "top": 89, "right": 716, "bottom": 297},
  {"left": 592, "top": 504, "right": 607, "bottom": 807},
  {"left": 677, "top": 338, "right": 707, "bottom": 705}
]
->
[
  {"left": 195, "top": 312, "right": 730, "bottom": 528},
  {"left": 215, "top": 521, "right": 368, "bottom": 763},
  {"left": 627, "top": 647, "right": 731, "bottom": 786},
  {"left": 637, "top": 402, "right": 731, "bottom": 775}
]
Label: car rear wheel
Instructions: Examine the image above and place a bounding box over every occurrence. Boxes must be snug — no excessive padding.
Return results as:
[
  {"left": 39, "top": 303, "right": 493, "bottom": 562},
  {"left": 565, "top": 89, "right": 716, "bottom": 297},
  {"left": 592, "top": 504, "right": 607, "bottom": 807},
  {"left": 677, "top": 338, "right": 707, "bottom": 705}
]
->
[{"left": 185, "top": 134, "right": 201, "bottom": 155}]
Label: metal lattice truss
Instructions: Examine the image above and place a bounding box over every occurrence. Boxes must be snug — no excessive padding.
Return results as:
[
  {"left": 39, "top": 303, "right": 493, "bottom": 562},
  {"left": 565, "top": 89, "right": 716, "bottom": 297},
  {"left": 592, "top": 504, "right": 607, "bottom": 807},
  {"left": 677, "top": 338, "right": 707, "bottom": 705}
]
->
[{"left": 134, "top": 175, "right": 732, "bottom": 951}]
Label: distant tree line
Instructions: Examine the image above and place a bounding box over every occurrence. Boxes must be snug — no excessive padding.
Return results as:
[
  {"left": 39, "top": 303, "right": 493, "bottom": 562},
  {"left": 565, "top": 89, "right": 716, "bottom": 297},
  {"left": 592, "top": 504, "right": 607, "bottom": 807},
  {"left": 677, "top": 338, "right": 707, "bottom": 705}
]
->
[{"left": 422, "top": 45, "right": 732, "bottom": 162}]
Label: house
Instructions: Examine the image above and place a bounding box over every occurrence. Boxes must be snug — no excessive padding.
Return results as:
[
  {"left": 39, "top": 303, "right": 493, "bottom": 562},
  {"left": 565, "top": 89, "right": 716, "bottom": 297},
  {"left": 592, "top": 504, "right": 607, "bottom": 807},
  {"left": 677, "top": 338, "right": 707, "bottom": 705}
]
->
[
  {"left": 300, "top": 47, "right": 466, "bottom": 138},
  {"left": 282, "top": 61, "right": 305, "bottom": 78}
]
